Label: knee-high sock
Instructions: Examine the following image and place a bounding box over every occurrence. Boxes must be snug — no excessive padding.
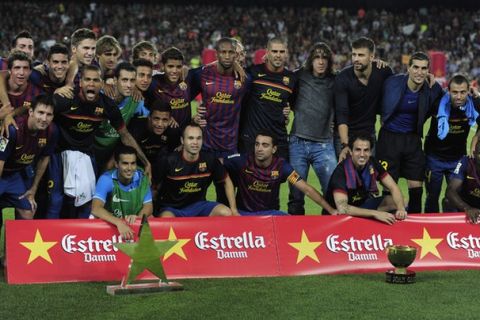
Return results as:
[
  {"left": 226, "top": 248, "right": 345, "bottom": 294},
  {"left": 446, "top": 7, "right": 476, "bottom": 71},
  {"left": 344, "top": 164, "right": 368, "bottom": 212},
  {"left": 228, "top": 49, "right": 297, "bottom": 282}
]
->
[{"left": 408, "top": 187, "right": 423, "bottom": 213}]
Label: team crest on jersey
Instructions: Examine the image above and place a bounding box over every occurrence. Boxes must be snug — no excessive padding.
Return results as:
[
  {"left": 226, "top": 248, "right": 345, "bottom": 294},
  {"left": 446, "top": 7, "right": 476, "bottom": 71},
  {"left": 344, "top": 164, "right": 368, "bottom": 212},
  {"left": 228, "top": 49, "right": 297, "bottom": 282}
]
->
[
  {"left": 179, "top": 81, "right": 188, "bottom": 91},
  {"left": 271, "top": 170, "right": 279, "bottom": 179},
  {"left": 234, "top": 80, "right": 242, "bottom": 89},
  {"left": 23, "top": 101, "right": 32, "bottom": 109},
  {"left": 199, "top": 162, "right": 207, "bottom": 172},
  {"left": 94, "top": 107, "right": 104, "bottom": 115},
  {"left": 369, "top": 165, "right": 374, "bottom": 175},
  {"left": 161, "top": 135, "right": 167, "bottom": 142},
  {"left": 38, "top": 138, "right": 47, "bottom": 147},
  {"left": 282, "top": 76, "right": 290, "bottom": 85}
]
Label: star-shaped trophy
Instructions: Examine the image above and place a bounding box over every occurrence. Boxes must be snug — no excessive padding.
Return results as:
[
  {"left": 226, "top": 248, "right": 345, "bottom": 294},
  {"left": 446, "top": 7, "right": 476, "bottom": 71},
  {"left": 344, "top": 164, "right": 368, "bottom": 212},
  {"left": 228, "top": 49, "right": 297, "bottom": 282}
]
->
[{"left": 107, "top": 216, "right": 183, "bottom": 295}]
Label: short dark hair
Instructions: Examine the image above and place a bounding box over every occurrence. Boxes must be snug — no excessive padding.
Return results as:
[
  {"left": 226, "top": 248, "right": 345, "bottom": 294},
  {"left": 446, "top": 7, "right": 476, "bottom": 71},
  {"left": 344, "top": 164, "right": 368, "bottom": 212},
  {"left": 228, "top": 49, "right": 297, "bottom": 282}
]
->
[
  {"left": 132, "top": 41, "right": 157, "bottom": 60},
  {"left": 81, "top": 64, "right": 102, "bottom": 77},
  {"left": 47, "top": 43, "right": 69, "bottom": 60},
  {"left": 11, "top": 30, "right": 33, "bottom": 49},
  {"left": 31, "top": 94, "right": 54, "bottom": 111},
  {"left": 114, "top": 62, "right": 136, "bottom": 78},
  {"left": 349, "top": 133, "right": 374, "bottom": 150},
  {"left": 150, "top": 99, "right": 172, "bottom": 114},
  {"left": 182, "top": 122, "right": 203, "bottom": 139},
  {"left": 267, "top": 37, "right": 287, "bottom": 49},
  {"left": 132, "top": 58, "right": 154, "bottom": 70},
  {"left": 8, "top": 50, "right": 32, "bottom": 69},
  {"left": 255, "top": 129, "right": 277, "bottom": 146},
  {"left": 304, "top": 42, "right": 333, "bottom": 76},
  {"left": 161, "top": 47, "right": 184, "bottom": 64},
  {"left": 448, "top": 74, "right": 469, "bottom": 90},
  {"left": 114, "top": 144, "right": 137, "bottom": 162},
  {"left": 70, "top": 28, "right": 96, "bottom": 47},
  {"left": 351, "top": 37, "right": 375, "bottom": 53},
  {"left": 408, "top": 51, "right": 430, "bottom": 67},
  {"left": 215, "top": 37, "right": 236, "bottom": 51}
]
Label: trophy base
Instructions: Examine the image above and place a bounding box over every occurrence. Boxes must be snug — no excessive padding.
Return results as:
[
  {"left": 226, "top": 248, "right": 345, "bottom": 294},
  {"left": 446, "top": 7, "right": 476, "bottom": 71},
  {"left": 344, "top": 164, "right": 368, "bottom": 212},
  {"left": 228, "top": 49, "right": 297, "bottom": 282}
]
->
[
  {"left": 385, "top": 270, "right": 416, "bottom": 284},
  {"left": 106, "top": 281, "right": 184, "bottom": 295}
]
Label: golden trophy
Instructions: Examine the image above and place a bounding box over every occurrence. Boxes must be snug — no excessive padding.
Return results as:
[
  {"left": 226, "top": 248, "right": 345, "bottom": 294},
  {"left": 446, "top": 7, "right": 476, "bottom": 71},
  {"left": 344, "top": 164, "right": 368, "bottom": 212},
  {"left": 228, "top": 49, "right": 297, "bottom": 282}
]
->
[{"left": 385, "top": 245, "right": 417, "bottom": 284}]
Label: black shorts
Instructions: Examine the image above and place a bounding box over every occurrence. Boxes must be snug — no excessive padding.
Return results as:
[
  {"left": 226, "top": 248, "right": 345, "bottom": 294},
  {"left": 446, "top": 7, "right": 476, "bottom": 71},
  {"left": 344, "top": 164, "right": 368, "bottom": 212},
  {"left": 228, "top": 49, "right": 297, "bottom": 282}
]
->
[{"left": 376, "top": 128, "right": 425, "bottom": 182}]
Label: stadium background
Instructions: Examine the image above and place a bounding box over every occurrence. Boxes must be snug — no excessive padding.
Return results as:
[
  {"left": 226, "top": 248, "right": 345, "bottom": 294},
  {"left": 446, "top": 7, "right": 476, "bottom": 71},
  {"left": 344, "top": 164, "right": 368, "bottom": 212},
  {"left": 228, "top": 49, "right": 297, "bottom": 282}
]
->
[{"left": 2, "top": 1, "right": 480, "bottom": 319}]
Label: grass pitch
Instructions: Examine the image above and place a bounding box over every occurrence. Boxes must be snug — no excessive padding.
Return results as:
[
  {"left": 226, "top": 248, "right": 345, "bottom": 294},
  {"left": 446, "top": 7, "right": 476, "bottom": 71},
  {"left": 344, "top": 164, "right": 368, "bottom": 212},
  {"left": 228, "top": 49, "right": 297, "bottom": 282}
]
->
[{"left": 1, "top": 270, "right": 479, "bottom": 320}]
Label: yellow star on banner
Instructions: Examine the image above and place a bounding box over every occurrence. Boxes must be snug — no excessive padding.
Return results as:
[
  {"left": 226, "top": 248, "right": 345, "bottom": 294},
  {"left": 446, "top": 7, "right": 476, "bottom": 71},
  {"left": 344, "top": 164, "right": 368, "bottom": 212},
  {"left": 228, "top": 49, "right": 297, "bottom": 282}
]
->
[
  {"left": 163, "top": 227, "right": 191, "bottom": 261},
  {"left": 411, "top": 228, "right": 444, "bottom": 259},
  {"left": 20, "top": 229, "right": 57, "bottom": 264},
  {"left": 288, "top": 230, "right": 322, "bottom": 264}
]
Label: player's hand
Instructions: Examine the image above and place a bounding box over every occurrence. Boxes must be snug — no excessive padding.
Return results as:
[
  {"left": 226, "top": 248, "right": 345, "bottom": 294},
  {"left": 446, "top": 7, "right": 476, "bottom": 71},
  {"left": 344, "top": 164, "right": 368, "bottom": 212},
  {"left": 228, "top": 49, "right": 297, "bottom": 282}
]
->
[
  {"left": 103, "top": 83, "right": 116, "bottom": 99},
  {"left": 169, "top": 117, "right": 179, "bottom": 128},
  {"left": 373, "top": 58, "right": 389, "bottom": 69},
  {"left": 395, "top": 209, "right": 407, "bottom": 220},
  {"left": 19, "top": 188, "right": 38, "bottom": 214},
  {"left": 117, "top": 221, "right": 134, "bottom": 240},
  {"left": 54, "top": 85, "right": 74, "bottom": 99},
  {"left": 0, "top": 103, "right": 13, "bottom": 120},
  {"left": 34, "top": 64, "right": 47, "bottom": 76},
  {"left": 231, "top": 208, "right": 241, "bottom": 216},
  {"left": 131, "top": 87, "right": 144, "bottom": 102},
  {"left": 374, "top": 211, "right": 396, "bottom": 225},
  {"left": 125, "top": 215, "right": 137, "bottom": 225},
  {"left": 338, "top": 146, "right": 351, "bottom": 163},
  {"left": 466, "top": 208, "right": 480, "bottom": 224},
  {"left": 194, "top": 104, "right": 207, "bottom": 127},
  {"left": 181, "top": 65, "right": 189, "bottom": 81},
  {"left": 1, "top": 113, "right": 17, "bottom": 138},
  {"left": 233, "top": 61, "right": 246, "bottom": 83},
  {"left": 470, "top": 86, "right": 480, "bottom": 99}
]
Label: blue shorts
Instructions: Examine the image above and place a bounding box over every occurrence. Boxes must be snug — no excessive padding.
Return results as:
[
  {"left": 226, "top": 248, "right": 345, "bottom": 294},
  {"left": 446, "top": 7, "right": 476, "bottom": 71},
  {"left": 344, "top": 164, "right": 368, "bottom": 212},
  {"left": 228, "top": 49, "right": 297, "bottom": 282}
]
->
[
  {"left": 159, "top": 201, "right": 221, "bottom": 217},
  {"left": 239, "top": 209, "right": 287, "bottom": 216},
  {"left": 0, "top": 172, "right": 32, "bottom": 210}
]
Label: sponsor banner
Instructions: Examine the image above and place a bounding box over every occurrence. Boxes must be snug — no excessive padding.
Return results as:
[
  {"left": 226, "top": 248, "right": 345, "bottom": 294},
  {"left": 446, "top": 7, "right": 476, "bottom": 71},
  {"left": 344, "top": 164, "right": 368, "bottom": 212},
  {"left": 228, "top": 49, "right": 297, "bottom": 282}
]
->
[
  {"left": 275, "top": 214, "right": 480, "bottom": 275},
  {"left": 5, "top": 216, "right": 277, "bottom": 284},
  {"left": 5, "top": 214, "right": 480, "bottom": 284}
]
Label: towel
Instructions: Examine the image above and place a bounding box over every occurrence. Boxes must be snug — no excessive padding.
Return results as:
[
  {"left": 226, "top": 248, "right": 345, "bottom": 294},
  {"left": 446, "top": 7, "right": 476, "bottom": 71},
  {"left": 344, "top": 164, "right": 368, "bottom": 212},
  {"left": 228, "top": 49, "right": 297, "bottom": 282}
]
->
[{"left": 61, "top": 150, "right": 96, "bottom": 207}]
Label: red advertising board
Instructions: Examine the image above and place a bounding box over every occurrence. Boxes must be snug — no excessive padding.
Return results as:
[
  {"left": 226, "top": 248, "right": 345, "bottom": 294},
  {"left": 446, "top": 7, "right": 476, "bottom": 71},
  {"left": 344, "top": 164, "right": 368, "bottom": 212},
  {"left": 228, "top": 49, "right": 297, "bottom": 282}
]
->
[{"left": 5, "top": 214, "right": 480, "bottom": 284}]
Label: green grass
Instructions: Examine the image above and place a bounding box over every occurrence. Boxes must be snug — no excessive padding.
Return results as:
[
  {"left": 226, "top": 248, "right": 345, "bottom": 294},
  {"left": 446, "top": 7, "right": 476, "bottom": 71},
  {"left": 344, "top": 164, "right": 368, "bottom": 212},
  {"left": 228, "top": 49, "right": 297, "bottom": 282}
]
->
[{"left": 1, "top": 270, "right": 479, "bottom": 319}]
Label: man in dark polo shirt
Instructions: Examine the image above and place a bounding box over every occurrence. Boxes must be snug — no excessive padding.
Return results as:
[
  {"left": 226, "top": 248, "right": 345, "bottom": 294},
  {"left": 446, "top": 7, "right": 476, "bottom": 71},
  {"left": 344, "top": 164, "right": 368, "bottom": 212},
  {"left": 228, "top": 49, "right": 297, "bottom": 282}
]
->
[{"left": 325, "top": 134, "right": 407, "bottom": 225}]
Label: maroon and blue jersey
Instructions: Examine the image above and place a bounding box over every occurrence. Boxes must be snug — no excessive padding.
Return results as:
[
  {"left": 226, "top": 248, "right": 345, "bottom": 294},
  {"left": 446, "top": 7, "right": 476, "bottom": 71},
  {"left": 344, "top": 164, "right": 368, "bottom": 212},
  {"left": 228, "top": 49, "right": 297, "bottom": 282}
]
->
[
  {"left": 0, "top": 115, "right": 58, "bottom": 174},
  {"left": 189, "top": 64, "right": 249, "bottom": 153},
  {"left": 451, "top": 156, "right": 480, "bottom": 208},
  {"left": 8, "top": 81, "right": 43, "bottom": 110},
  {"left": 29, "top": 68, "right": 65, "bottom": 95},
  {"left": 145, "top": 73, "right": 192, "bottom": 130},
  {"left": 223, "top": 153, "right": 300, "bottom": 212},
  {"left": 53, "top": 90, "right": 125, "bottom": 153}
]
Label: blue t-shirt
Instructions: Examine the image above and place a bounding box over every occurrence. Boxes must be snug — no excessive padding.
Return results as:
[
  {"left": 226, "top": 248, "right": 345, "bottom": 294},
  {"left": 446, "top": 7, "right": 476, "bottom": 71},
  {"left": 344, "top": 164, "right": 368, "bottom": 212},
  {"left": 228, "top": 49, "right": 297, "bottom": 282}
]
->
[{"left": 384, "top": 88, "right": 419, "bottom": 133}]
